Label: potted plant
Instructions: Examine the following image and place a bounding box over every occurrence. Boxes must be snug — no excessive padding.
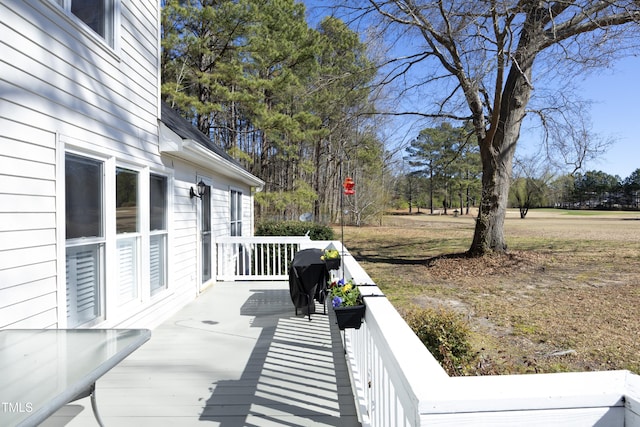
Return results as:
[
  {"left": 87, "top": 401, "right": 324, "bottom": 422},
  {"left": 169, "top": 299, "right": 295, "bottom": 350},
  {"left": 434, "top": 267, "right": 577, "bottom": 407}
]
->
[
  {"left": 321, "top": 248, "right": 341, "bottom": 271},
  {"left": 328, "top": 278, "right": 365, "bottom": 330}
]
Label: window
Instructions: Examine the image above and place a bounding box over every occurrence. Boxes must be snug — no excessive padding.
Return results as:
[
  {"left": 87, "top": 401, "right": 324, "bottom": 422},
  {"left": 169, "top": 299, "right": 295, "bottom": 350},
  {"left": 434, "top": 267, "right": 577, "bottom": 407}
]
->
[
  {"left": 65, "top": 151, "right": 172, "bottom": 324},
  {"left": 52, "top": 0, "right": 115, "bottom": 46},
  {"left": 65, "top": 153, "right": 104, "bottom": 327},
  {"left": 116, "top": 168, "right": 138, "bottom": 233},
  {"left": 149, "top": 174, "right": 168, "bottom": 295},
  {"left": 230, "top": 190, "right": 242, "bottom": 236},
  {"left": 116, "top": 167, "right": 140, "bottom": 305}
]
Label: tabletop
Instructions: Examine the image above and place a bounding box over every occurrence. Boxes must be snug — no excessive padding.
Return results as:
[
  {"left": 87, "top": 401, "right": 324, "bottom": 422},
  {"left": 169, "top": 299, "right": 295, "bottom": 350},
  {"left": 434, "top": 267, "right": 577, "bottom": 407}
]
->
[{"left": 0, "top": 328, "right": 150, "bottom": 426}]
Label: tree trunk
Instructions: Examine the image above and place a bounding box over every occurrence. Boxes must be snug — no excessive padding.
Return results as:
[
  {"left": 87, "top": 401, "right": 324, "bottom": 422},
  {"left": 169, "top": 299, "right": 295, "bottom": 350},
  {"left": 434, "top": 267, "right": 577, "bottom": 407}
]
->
[
  {"left": 469, "top": 58, "right": 535, "bottom": 255},
  {"left": 429, "top": 165, "right": 434, "bottom": 215},
  {"left": 465, "top": 181, "right": 470, "bottom": 215},
  {"left": 313, "top": 137, "right": 321, "bottom": 221}
]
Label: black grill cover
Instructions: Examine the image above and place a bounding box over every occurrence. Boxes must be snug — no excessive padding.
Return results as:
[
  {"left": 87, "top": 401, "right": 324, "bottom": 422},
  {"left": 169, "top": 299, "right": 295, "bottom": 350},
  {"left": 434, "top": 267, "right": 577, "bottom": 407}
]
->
[{"left": 288, "top": 249, "right": 329, "bottom": 317}]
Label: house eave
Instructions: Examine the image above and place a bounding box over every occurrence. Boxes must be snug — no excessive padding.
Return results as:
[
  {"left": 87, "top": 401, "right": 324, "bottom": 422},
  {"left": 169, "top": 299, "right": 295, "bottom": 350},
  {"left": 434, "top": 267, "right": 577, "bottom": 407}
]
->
[{"left": 159, "top": 122, "right": 264, "bottom": 190}]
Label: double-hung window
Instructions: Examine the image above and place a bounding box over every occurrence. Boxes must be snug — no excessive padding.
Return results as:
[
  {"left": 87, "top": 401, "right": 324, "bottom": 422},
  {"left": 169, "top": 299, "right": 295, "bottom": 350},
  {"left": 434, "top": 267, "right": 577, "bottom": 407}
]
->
[
  {"left": 149, "top": 174, "right": 168, "bottom": 296},
  {"left": 51, "top": 0, "right": 116, "bottom": 46},
  {"left": 230, "top": 190, "right": 242, "bottom": 237},
  {"left": 116, "top": 167, "right": 140, "bottom": 305},
  {"left": 65, "top": 153, "right": 105, "bottom": 328},
  {"left": 66, "top": 151, "right": 171, "bottom": 324}
]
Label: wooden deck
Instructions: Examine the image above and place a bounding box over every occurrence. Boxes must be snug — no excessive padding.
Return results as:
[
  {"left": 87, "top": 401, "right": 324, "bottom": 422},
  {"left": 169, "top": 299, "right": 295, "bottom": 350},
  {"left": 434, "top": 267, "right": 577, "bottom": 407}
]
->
[{"left": 43, "top": 281, "right": 360, "bottom": 426}]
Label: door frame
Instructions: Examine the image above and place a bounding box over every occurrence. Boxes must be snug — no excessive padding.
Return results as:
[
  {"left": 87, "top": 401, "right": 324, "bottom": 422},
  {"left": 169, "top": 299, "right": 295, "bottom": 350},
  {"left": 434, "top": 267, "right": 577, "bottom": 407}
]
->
[{"left": 198, "top": 177, "right": 213, "bottom": 292}]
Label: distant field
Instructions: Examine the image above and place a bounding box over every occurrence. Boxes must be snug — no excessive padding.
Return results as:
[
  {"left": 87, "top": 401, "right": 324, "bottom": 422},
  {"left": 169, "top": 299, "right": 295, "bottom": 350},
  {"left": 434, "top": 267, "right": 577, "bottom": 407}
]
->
[{"left": 341, "top": 209, "right": 640, "bottom": 375}]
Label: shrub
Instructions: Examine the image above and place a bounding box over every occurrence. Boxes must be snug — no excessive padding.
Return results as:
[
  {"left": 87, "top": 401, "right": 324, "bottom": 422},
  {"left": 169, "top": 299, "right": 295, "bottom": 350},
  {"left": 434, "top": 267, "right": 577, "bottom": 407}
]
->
[
  {"left": 255, "top": 221, "right": 334, "bottom": 240},
  {"left": 403, "top": 306, "right": 474, "bottom": 376}
]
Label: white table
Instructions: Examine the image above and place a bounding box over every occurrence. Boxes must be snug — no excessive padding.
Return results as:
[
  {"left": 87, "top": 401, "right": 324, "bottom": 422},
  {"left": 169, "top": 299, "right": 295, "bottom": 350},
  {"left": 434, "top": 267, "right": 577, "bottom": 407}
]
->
[{"left": 0, "top": 328, "right": 150, "bottom": 426}]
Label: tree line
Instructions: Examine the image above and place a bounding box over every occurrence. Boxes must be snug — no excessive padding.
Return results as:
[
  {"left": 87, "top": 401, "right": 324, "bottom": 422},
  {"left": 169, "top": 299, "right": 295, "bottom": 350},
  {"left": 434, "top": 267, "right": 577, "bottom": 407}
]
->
[
  {"left": 401, "top": 122, "right": 640, "bottom": 216},
  {"left": 543, "top": 170, "right": 640, "bottom": 211},
  {"left": 161, "top": 0, "right": 391, "bottom": 224}
]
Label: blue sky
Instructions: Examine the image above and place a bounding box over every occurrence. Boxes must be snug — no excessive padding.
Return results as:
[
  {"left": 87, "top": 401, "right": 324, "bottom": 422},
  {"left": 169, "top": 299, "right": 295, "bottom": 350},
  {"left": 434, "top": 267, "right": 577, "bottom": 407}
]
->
[
  {"left": 570, "top": 56, "right": 640, "bottom": 179},
  {"left": 301, "top": 1, "right": 639, "bottom": 180}
]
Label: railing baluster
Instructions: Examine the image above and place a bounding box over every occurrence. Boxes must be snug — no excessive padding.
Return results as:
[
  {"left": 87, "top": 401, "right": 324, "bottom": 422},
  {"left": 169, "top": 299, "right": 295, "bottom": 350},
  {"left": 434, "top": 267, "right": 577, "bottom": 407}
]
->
[
  {"left": 277, "top": 242, "right": 282, "bottom": 275},
  {"left": 255, "top": 242, "right": 261, "bottom": 276},
  {"left": 214, "top": 236, "right": 312, "bottom": 281}
]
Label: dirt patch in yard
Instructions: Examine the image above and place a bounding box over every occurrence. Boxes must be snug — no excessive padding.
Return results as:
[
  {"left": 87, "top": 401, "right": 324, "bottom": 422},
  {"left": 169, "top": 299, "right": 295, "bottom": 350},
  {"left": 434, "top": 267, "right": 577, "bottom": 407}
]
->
[{"left": 341, "top": 210, "right": 640, "bottom": 375}]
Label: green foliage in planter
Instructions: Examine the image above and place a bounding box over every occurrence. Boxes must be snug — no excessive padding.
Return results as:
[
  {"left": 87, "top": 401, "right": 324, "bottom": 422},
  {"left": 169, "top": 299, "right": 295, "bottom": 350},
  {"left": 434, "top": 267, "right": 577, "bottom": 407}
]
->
[
  {"left": 256, "top": 221, "right": 334, "bottom": 240},
  {"left": 403, "top": 306, "right": 474, "bottom": 376}
]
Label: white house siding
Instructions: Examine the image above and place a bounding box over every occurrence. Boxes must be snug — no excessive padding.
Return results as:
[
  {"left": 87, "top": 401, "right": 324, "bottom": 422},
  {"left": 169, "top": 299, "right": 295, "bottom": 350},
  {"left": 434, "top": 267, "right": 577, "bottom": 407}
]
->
[
  {"left": 0, "top": 131, "right": 58, "bottom": 328},
  {"left": 1, "top": 2, "right": 159, "bottom": 163},
  {"left": 0, "top": 0, "right": 162, "bottom": 328},
  {"left": 170, "top": 156, "right": 255, "bottom": 276}
]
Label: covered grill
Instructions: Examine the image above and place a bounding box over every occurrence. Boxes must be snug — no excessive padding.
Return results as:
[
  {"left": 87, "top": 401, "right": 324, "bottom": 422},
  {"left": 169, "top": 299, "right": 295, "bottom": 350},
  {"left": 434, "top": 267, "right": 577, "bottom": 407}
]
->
[{"left": 288, "top": 248, "right": 329, "bottom": 320}]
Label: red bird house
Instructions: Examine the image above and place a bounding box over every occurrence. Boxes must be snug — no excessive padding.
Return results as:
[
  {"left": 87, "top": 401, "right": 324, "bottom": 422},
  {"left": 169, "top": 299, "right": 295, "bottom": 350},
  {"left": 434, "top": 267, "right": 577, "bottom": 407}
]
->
[{"left": 343, "top": 177, "right": 355, "bottom": 195}]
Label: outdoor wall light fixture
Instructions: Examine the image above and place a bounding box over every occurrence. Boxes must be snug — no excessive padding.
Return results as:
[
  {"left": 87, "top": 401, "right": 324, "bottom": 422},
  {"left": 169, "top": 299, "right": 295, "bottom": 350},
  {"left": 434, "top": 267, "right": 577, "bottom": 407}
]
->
[{"left": 190, "top": 180, "right": 206, "bottom": 199}]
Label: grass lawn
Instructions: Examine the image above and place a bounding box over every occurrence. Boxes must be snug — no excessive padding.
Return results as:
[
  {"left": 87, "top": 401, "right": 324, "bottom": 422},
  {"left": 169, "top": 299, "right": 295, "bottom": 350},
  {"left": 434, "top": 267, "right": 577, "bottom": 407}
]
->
[{"left": 340, "top": 209, "right": 640, "bottom": 375}]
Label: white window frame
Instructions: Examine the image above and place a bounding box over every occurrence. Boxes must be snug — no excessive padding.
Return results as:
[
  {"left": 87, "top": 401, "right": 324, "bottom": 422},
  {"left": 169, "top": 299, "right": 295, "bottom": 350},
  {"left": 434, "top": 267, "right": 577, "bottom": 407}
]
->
[
  {"left": 115, "top": 165, "right": 142, "bottom": 307},
  {"left": 46, "top": 0, "right": 120, "bottom": 49},
  {"left": 230, "top": 188, "right": 243, "bottom": 237},
  {"left": 64, "top": 150, "right": 108, "bottom": 328},
  {"left": 58, "top": 136, "right": 173, "bottom": 327},
  {"left": 149, "top": 172, "right": 169, "bottom": 297}
]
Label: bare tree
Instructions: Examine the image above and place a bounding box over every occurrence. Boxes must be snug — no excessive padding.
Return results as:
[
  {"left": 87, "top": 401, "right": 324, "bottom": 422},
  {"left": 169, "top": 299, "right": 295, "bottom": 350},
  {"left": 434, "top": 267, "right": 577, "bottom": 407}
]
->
[
  {"left": 533, "top": 97, "right": 615, "bottom": 175},
  {"left": 511, "top": 155, "right": 553, "bottom": 218},
  {"left": 341, "top": 0, "right": 640, "bottom": 255}
]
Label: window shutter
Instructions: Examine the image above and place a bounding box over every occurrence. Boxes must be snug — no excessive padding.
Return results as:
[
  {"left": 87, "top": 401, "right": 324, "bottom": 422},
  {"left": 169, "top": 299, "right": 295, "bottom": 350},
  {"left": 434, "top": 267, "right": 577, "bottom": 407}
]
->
[
  {"left": 117, "top": 238, "right": 138, "bottom": 304},
  {"left": 149, "top": 234, "right": 166, "bottom": 295},
  {"left": 66, "top": 246, "right": 101, "bottom": 327}
]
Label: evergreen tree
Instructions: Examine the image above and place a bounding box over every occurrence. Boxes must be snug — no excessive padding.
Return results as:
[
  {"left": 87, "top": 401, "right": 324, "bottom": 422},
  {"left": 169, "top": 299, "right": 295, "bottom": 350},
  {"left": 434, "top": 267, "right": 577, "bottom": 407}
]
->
[
  {"left": 405, "top": 123, "right": 480, "bottom": 215},
  {"left": 161, "top": 1, "right": 383, "bottom": 223}
]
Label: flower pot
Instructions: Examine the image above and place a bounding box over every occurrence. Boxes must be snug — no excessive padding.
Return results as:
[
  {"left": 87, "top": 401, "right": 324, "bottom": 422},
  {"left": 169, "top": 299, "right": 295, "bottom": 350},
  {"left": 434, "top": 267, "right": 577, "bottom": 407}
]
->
[
  {"left": 333, "top": 304, "right": 365, "bottom": 330},
  {"left": 324, "top": 257, "right": 341, "bottom": 271}
]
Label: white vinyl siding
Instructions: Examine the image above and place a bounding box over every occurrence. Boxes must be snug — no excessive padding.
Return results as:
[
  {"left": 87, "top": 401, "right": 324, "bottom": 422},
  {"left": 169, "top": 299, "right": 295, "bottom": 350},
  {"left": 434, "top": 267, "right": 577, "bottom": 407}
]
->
[
  {"left": 0, "top": 1, "right": 159, "bottom": 164},
  {"left": 0, "top": 135, "right": 57, "bottom": 328}
]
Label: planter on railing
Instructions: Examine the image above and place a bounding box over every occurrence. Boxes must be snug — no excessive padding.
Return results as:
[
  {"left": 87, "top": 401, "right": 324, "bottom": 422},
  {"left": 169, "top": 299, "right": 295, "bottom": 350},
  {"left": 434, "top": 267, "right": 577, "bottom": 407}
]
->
[
  {"left": 334, "top": 304, "right": 365, "bottom": 330},
  {"left": 325, "top": 257, "right": 341, "bottom": 271},
  {"left": 322, "top": 248, "right": 341, "bottom": 271}
]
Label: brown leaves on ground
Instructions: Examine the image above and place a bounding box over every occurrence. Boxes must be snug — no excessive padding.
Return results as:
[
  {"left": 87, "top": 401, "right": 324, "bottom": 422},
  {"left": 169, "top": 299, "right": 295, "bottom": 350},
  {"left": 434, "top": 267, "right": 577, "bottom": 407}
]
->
[{"left": 426, "top": 250, "right": 547, "bottom": 280}]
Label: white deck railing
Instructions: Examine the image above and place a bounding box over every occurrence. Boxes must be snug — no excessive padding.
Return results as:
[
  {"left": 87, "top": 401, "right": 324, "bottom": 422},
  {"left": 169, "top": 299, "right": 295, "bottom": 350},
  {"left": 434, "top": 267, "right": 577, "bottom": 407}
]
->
[
  {"left": 216, "top": 237, "right": 640, "bottom": 426},
  {"left": 215, "top": 236, "right": 312, "bottom": 281}
]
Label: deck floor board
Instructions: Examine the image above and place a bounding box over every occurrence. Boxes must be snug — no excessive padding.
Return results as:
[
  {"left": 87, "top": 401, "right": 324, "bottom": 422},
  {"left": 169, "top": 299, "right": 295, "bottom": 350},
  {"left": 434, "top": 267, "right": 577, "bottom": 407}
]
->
[{"left": 43, "top": 281, "right": 360, "bottom": 426}]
